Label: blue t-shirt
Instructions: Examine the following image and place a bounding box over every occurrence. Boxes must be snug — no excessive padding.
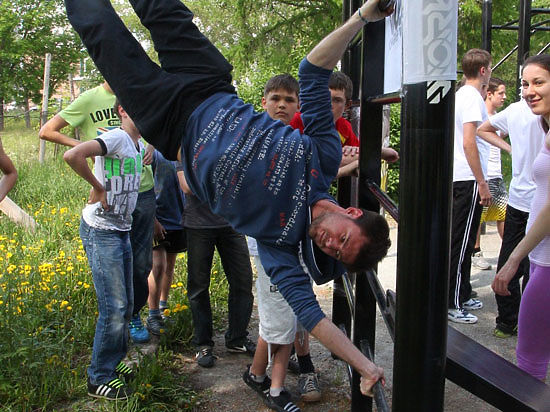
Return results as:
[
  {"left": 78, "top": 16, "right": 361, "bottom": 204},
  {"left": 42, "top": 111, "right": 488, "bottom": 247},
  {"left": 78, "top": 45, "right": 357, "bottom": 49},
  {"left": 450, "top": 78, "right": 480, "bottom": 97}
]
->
[
  {"left": 182, "top": 59, "right": 346, "bottom": 331},
  {"left": 153, "top": 150, "right": 185, "bottom": 231}
]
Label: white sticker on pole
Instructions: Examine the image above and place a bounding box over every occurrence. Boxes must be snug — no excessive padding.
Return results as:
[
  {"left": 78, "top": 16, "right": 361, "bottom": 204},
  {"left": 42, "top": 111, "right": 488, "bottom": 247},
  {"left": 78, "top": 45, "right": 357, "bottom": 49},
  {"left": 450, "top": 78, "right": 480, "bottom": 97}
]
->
[
  {"left": 384, "top": 0, "right": 403, "bottom": 94},
  {"left": 402, "top": 0, "right": 458, "bottom": 84}
]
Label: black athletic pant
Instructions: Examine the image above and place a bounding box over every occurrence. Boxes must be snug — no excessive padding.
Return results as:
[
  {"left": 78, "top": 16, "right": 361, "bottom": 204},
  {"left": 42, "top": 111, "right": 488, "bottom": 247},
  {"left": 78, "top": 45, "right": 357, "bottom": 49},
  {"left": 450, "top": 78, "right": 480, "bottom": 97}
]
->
[
  {"left": 449, "top": 180, "right": 483, "bottom": 309},
  {"left": 65, "top": 0, "right": 235, "bottom": 160},
  {"left": 495, "top": 204, "right": 530, "bottom": 332}
]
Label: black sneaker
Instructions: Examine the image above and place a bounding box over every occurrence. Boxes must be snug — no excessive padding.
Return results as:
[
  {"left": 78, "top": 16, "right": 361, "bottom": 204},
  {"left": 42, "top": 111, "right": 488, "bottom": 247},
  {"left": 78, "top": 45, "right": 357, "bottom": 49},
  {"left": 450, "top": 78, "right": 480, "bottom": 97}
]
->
[
  {"left": 115, "top": 361, "right": 135, "bottom": 382},
  {"left": 266, "top": 390, "right": 301, "bottom": 412},
  {"left": 195, "top": 346, "right": 216, "bottom": 368},
  {"left": 242, "top": 364, "right": 271, "bottom": 400},
  {"left": 87, "top": 377, "right": 132, "bottom": 400},
  {"left": 227, "top": 338, "right": 256, "bottom": 355}
]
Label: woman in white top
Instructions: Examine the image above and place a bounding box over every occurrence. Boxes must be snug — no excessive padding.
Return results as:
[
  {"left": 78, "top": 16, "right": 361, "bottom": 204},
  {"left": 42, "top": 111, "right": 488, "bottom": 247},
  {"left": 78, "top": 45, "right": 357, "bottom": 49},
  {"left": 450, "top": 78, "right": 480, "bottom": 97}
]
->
[{"left": 492, "top": 54, "right": 550, "bottom": 380}]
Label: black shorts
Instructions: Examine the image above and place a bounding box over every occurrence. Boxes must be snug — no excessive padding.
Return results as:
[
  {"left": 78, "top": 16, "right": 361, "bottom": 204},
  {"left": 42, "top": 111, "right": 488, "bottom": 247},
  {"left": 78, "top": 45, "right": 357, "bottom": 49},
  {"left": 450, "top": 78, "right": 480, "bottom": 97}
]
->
[{"left": 153, "top": 229, "right": 187, "bottom": 253}]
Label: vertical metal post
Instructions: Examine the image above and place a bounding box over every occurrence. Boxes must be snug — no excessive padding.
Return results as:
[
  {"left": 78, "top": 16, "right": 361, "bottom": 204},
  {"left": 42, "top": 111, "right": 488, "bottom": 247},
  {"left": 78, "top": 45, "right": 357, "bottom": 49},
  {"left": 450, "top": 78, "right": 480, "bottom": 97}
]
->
[
  {"left": 393, "top": 82, "right": 454, "bottom": 411},
  {"left": 482, "top": 0, "right": 493, "bottom": 52},
  {"left": 516, "top": 0, "right": 532, "bottom": 95},
  {"left": 392, "top": 0, "right": 457, "bottom": 409},
  {"left": 351, "top": 14, "right": 387, "bottom": 412},
  {"left": 334, "top": 0, "right": 364, "bottom": 350}
]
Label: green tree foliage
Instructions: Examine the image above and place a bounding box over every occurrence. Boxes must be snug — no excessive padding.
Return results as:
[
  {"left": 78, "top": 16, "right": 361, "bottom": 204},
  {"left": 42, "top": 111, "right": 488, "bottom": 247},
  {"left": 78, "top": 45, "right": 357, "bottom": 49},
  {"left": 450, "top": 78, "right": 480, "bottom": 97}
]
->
[
  {"left": 185, "top": 0, "right": 341, "bottom": 107},
  {"left": 0, "top": 0, "right": 82, "bottom": 119}
]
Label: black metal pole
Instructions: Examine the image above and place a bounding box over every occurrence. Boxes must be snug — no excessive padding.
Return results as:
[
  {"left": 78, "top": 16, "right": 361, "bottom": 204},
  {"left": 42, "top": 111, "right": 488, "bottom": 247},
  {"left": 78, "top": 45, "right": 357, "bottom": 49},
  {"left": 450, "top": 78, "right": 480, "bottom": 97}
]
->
[
  {"left": 516, "top": 0, "right": 532, "bottom": 98},
  {"left": 482, "top": 0, "right": 493, "bottom": 52},
  {"left": 350, "top": 14, "right": 386, "bottom": 412},
  {"left": 334, "top": 0, "right": 364, "bottom": 351},
  {"left": 392, "top": 81, "right": 454, "bottom": 411}
]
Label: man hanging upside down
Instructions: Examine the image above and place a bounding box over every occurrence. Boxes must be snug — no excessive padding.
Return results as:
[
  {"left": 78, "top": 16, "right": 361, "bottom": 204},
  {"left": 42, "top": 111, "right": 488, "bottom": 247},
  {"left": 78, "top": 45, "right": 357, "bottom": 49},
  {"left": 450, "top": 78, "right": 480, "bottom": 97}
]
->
[{"left": 65, "top": 0, "right": 393, "bottom": 396}]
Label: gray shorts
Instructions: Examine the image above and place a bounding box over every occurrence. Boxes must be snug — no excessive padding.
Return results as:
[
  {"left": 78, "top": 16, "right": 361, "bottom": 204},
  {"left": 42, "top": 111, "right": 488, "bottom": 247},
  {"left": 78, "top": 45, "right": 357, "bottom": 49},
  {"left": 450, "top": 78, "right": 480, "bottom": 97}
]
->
[{"left": 254, "top": 256, "right": 297, "bottom": 345}]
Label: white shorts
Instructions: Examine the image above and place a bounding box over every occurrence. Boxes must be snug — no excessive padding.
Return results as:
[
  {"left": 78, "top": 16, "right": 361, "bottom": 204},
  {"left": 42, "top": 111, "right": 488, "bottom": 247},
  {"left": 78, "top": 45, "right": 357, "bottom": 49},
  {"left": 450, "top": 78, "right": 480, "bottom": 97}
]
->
[{"left": 255, "top": 256, "right": 297, "bottom": 345}]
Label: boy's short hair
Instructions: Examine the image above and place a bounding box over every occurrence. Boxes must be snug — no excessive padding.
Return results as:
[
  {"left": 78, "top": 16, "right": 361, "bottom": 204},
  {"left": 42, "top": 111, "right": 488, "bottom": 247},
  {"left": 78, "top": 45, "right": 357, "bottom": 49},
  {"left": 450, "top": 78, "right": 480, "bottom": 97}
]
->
[
  {"left": 113, "top": 97, "right": 122, "bottom": 120},
  {"left": 329, "top": 71, "right": 353, "bottom": 101},
  {"left": 263, "top": 74, "right": 299, "bottom": 98},
  {"left": 461, "top": 49, "right": 492, "bottom": 79},
  {"left": 487, "top": 77, "right": 505, "bottom": 94}
]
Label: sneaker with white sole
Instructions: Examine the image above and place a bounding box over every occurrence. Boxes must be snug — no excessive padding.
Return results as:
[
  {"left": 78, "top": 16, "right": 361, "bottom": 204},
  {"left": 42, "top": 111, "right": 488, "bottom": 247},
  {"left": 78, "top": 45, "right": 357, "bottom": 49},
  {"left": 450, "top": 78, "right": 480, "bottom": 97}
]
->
[
  {"left": 243, "top": 364, "right": 272, "bottom": 400},
  {"left": 226, "top": 338, "right": 256, "bottom": 355},
  {"left": 448, "top": 308, "right": 478, "bottom": 324},
  {"left": 87, "top": 377, "right": 132, "bottom": 400},
  {"left": 266, "top": 390, "right": 301, "bottom": 412},
  {"left": 472, "top": 251, "right": 492, "bottom": 270},
  {"left": 298, "top": 372, "right": 321, "bottom": 402},
  {"left": 462, "top": 298, "right": 483, "bottom": 311}
]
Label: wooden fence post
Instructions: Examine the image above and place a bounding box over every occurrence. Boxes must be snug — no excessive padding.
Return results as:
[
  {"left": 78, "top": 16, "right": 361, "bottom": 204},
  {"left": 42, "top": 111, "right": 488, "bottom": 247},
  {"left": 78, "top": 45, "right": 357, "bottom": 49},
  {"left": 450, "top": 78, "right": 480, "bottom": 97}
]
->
[{"left": 39, "top": 53, "right": 51, "bottom": 164}]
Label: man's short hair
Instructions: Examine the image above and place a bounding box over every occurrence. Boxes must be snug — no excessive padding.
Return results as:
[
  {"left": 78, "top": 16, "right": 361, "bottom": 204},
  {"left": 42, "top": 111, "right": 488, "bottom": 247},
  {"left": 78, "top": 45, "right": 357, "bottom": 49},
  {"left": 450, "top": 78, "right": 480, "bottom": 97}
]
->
[
  {"left": 329, "top": 71, "right": 353, "bottom": 101},
  {"left": 487, "top": 77, "right": 505, "bottom": 94},
  {"left": 263, "top": 74, "right": 299, "bottom": 98},
  {"left": 346, "top": 210, "right": 391, "bottom": 273},
  {"left": 461, "top": 49, "right": 492, "bottom": 79}
]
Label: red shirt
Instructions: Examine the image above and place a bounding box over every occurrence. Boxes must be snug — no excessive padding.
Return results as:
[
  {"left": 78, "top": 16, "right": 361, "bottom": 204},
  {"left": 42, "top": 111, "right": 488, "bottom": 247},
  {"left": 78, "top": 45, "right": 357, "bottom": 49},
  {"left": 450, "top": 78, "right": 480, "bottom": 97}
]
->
[{"left": 289, "top": 112, "right": 360, "bottom": 147}]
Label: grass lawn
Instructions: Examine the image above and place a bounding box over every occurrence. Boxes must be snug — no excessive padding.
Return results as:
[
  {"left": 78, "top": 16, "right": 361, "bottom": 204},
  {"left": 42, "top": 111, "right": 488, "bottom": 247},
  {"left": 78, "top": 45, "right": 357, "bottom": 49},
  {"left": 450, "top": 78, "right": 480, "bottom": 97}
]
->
[{"left": 0, "top": 118, "right": 230, "bottom": 411}]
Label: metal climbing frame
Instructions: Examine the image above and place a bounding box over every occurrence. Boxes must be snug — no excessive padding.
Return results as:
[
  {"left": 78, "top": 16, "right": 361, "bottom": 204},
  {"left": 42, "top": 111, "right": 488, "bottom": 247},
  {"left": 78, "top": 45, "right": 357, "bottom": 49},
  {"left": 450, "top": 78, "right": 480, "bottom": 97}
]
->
[
  {"left": 482, "top": 0, "right": 550, "bottom": 97},
  {"left": 334, "top": 1, "right": 550, "bottom": 411}
]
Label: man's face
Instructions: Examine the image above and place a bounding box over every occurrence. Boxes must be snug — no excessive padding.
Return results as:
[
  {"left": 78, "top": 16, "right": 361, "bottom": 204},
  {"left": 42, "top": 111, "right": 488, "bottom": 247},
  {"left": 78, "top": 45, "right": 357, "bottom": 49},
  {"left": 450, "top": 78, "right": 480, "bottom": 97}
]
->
[
  {"left": 330, "top": 88, "right": 348, "bottom": 122},
  {"left": 481, "top": 64, "right": 492, "bottom": 86},
  {"left": 488, "top": 84, "right": 506, "bottom": 109},
  {"left": 262, "top": 88, "right": 299, "bottom": 125},
  {"left": 308, "top": 211, "right": 367, "bottom": 266}
]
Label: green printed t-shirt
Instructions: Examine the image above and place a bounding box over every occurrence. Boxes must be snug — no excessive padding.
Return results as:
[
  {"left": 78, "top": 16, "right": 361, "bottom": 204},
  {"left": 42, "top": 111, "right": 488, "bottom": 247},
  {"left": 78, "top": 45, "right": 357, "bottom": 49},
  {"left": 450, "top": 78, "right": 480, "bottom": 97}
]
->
[
  {"left": 59, "top": 85, "right": 120, "bottom": 140},
  {"left": 60, "top": 85, "right": 153, "bottom": 192}
]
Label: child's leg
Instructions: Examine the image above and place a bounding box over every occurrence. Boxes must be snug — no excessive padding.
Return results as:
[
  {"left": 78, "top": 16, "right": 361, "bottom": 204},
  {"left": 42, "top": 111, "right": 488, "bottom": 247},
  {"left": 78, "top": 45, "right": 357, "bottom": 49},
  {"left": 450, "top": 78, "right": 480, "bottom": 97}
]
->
[
  {"left": 80, "top": 220, "right": 132, "bottom": 385},
  {"left": 148, "top": 247, "right": 167, "bottom": 311},
  {"left": 159, "top": 252, "right": 178, "bottom": 304},
  {"left": 250, "top": 337, "right": 270, "bottom": 378},
  {"left": 516, "top": 263, "right": 550, "bottom": 380},
  {"left": 270, "top": 343, "right": 292, "bottom": 390}
]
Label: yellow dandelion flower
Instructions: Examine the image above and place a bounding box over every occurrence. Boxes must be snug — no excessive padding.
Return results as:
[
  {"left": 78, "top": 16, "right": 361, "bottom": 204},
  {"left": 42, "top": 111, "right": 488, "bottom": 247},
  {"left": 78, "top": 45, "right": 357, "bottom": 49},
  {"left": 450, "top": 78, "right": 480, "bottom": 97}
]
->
[
  {"left": 177, "top": 281, "right": 184, "bottom": 287},
  {"left": 66, "top": 306, "right": 72, "bottom": 311},
  {"left": 163, "top": 308, "right": 171, "bottom": 317},
  {"left": 60, "top": 300, "right": 69, "bottom": 308}
]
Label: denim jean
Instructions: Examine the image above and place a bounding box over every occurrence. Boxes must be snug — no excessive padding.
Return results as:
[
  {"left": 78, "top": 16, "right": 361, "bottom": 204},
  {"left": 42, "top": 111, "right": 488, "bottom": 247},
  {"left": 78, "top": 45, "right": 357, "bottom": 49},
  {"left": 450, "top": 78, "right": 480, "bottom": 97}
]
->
[
  {"left": 186, "top": 227, "right": 253, "bottom": 348},
  {"left": 130, "top": 188, "right": 155, "bottom": 315},
  {"left": 65, "top": 0, "right": 235, "bottom": 160},
  {"left": 80, "top": 219, "right": 133, "bottom": 385}
]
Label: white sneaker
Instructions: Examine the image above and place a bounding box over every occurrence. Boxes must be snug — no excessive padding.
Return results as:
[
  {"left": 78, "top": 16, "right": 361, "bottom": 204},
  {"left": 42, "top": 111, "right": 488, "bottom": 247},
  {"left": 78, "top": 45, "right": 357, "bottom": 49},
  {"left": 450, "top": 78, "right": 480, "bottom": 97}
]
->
[
  {"left": 463, "top": 298, "right": 483, "bottom": 311},
  {"left": 472, "top": 251, "right": 492, "bottom": 270},
  {"left": 448, "top": 308, "right": 478, "bottom": 324}
]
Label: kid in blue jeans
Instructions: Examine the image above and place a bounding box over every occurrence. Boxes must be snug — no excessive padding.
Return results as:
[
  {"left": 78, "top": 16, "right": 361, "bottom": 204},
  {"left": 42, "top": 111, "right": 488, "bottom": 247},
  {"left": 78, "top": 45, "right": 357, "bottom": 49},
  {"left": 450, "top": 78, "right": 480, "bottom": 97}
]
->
[{"left": 64, "top": 99, "right": 144, "bottom": 400}]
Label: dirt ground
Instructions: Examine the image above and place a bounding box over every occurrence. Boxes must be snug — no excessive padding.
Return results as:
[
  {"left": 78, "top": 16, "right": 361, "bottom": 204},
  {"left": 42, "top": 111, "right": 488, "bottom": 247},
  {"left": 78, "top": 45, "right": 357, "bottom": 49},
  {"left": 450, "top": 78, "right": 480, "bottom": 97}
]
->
[{"left": 135, "top": 222, "right": 537, "bottom": 411}]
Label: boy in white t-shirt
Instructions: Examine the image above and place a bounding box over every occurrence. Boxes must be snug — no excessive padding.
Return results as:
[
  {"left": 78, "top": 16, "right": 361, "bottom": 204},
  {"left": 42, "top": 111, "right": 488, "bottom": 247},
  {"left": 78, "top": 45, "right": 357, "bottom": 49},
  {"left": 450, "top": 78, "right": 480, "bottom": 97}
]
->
[
  {"left": 448, "top": 49, "right": 492, "bottom": 324},
  {"left": 64, "top": 99, "right": 144, "bottom": 400},
  {"left": 472, "top": 77, "right": 508, "bottom": 270},
  {"left": 477, "top": 99, "right": 545, "bottom": 337}
]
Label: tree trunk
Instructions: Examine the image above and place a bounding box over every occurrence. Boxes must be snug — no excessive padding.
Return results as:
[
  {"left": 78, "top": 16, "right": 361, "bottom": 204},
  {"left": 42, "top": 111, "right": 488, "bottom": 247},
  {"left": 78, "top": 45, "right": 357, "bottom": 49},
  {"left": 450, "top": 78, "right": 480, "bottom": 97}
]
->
[{"left": 24, "top": 95, "right": 31, "bottom": 129}]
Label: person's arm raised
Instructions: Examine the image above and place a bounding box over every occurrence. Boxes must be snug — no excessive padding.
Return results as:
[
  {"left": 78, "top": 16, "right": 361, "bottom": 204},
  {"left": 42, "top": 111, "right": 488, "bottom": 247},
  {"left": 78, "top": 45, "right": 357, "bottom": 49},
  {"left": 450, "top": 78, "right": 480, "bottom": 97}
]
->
[
  {"left": 307, "top": 0, "right": 392, "bottom": 70},
  {"left": 39, "top": 114, "right": 82, "bottom": 148}
]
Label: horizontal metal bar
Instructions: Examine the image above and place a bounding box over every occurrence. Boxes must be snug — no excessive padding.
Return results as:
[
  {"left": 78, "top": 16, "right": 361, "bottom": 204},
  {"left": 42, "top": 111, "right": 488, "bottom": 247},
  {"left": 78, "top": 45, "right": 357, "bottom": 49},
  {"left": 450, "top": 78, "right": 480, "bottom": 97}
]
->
[
  {"left": 365, "top": 269, "right": 396, "bottom": 340},
  {"left": 493, "top": 45, "right": 518, "bottom": 71},
  {"left": 366, "top": 92, "right": 401, "bottom": 104},
  {"left": 360, "top": 340, "right": 390, "bottom": 412},
  {"left": 492, "top": 25, "right": 550, "bottom": 31},
  {"left": 365, "top": 179, "right": 399, "bottom": 221}
]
